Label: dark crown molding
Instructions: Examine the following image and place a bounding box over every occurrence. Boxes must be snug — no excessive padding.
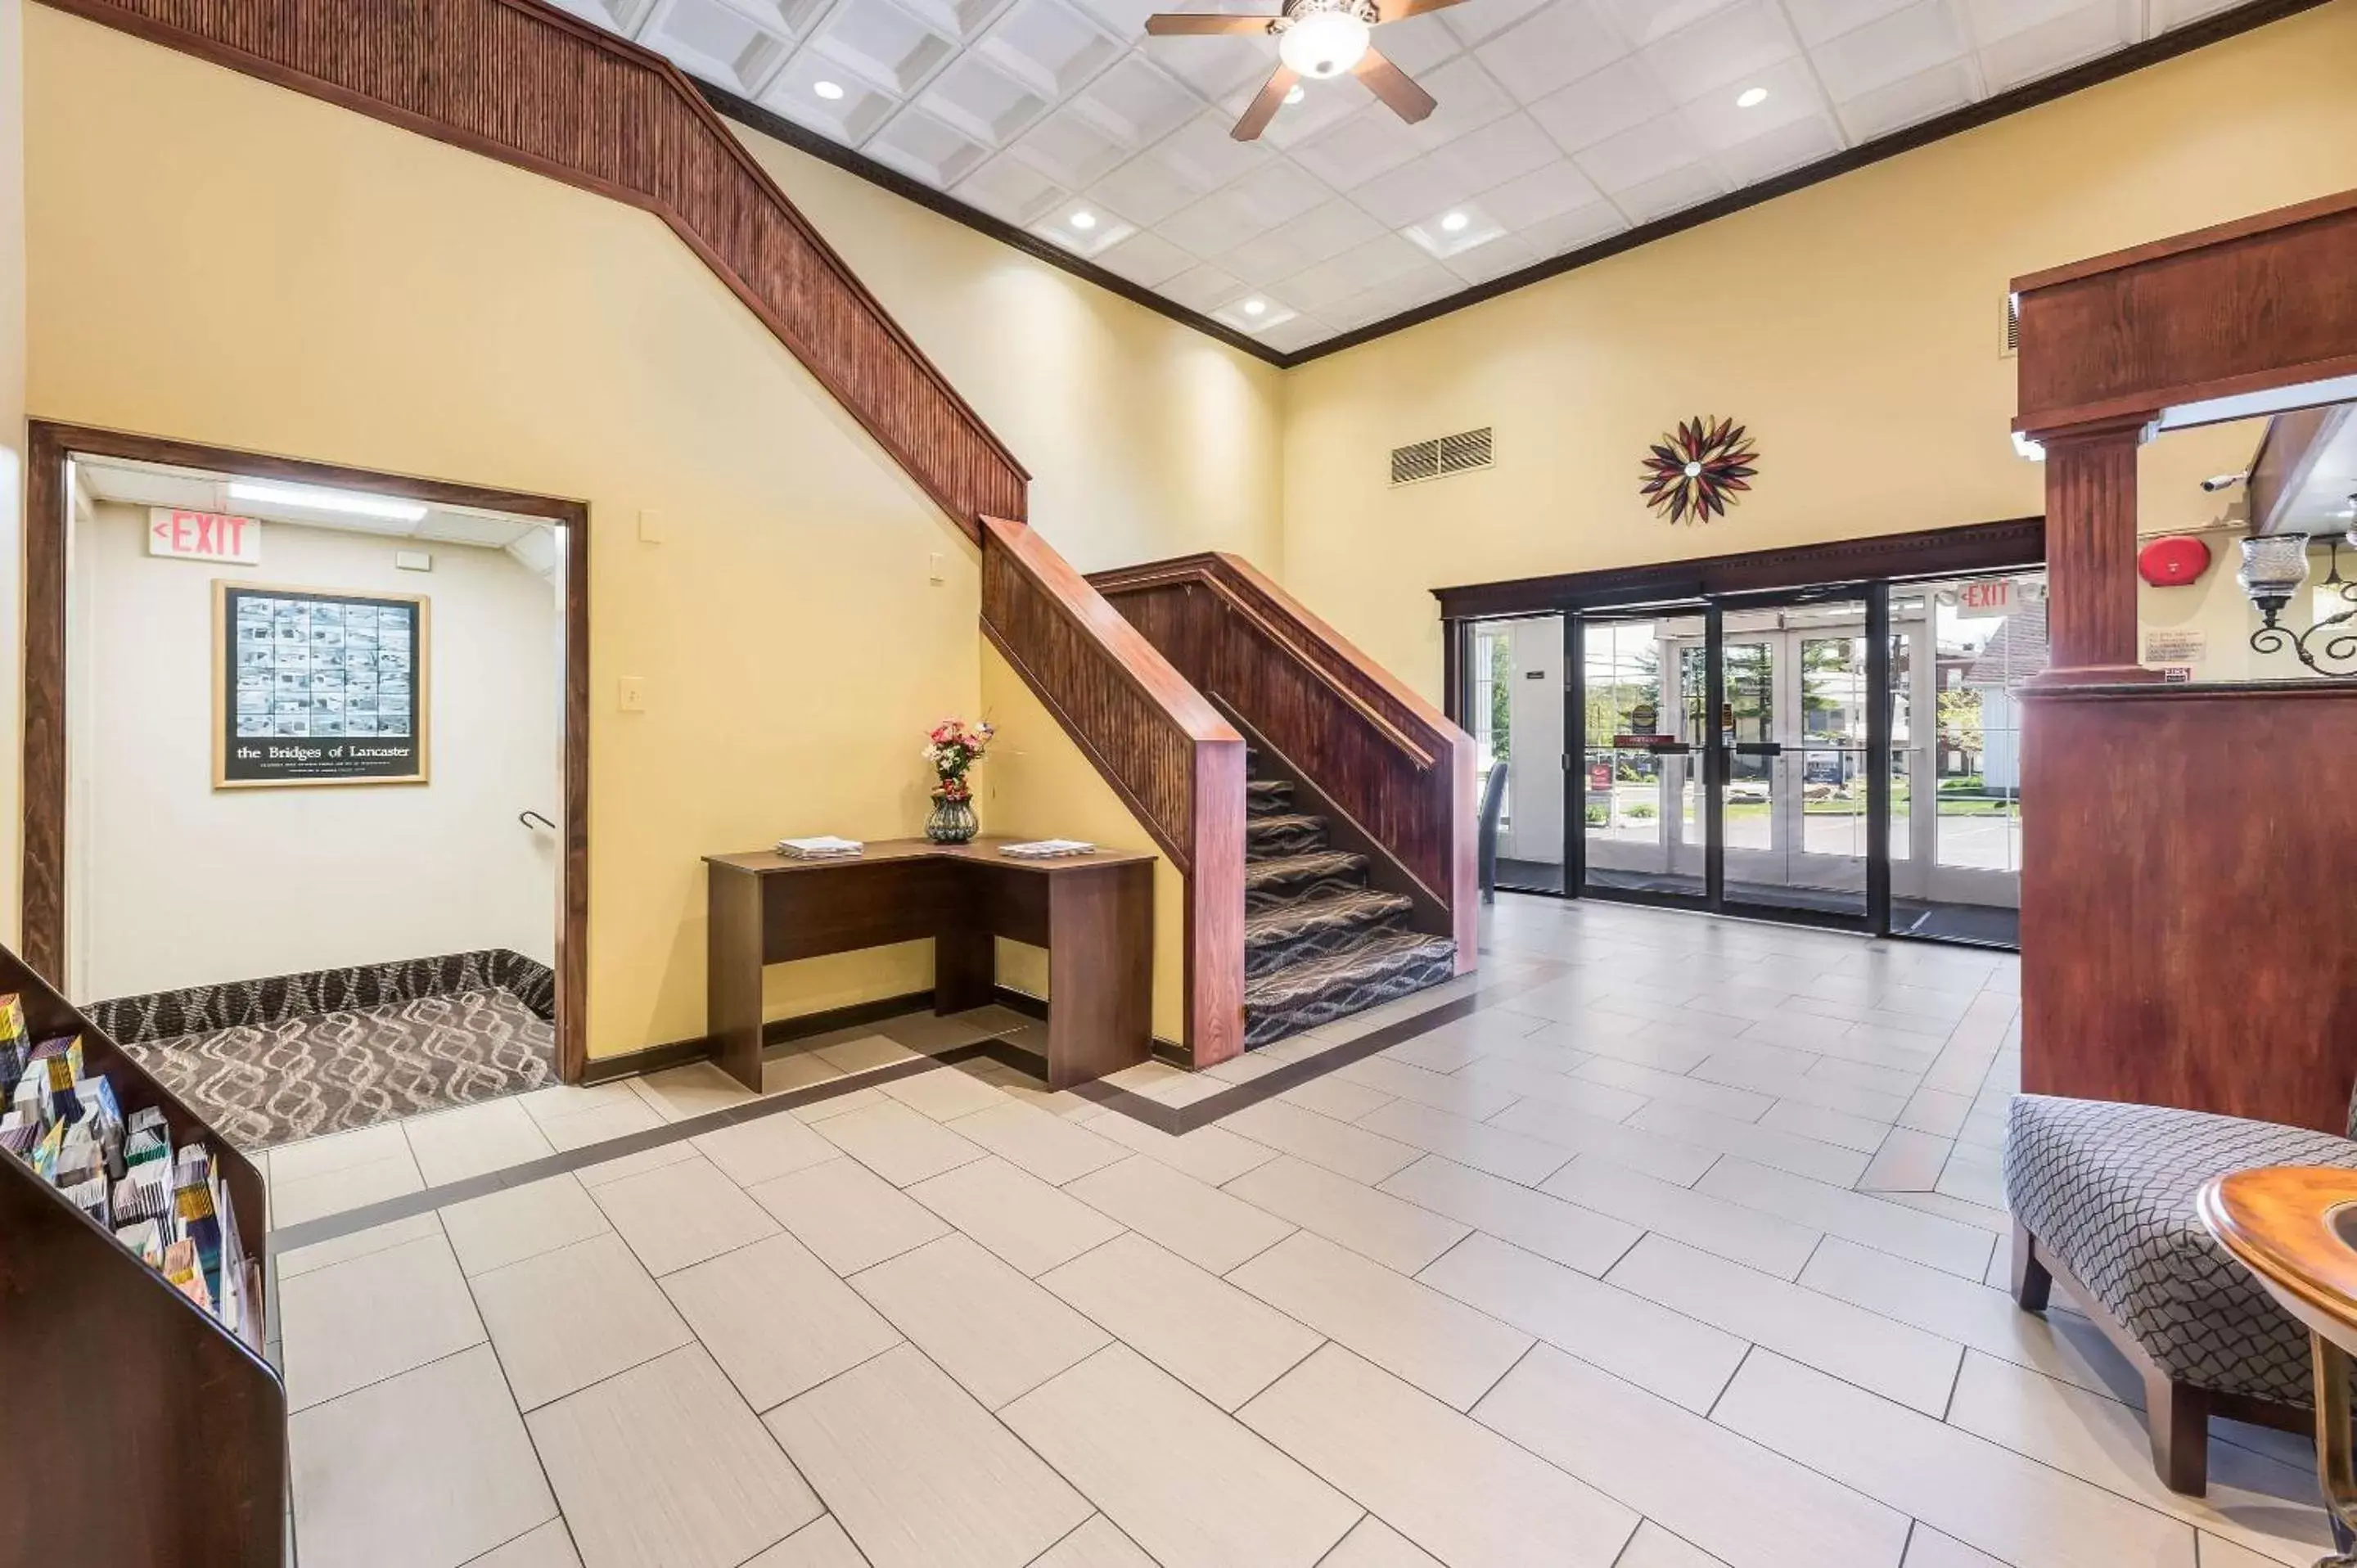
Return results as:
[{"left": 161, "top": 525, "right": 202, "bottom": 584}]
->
[{"left": 704, "top": 0, "right": 2332, "bottom": 372}]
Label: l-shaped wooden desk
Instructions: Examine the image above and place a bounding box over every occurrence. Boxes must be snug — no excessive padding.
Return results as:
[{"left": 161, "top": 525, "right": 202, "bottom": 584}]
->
[{"left": 704, "top": 838, "right": 1156, "bottom": 1093}]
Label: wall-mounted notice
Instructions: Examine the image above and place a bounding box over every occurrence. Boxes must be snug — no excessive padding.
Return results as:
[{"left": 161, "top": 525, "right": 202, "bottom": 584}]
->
[
  {"left": 215, "top": 583, "right": 430, "bottom": 788},
  {"left": 150, "top": 509, "right": 261, "bottom": 565},
  {"left": 2143, "top": 629, "right": 2207, "bottom": 665}
]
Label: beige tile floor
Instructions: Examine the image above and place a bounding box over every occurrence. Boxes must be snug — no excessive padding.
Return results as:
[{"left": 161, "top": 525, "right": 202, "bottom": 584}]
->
[{"left": 268, "top": 899, "right": 2333, "bottom": 1568}]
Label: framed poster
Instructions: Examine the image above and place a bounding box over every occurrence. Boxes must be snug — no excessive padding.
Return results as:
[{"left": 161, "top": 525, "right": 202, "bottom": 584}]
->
[{"left": 214, "top": 582, "right": 430, "bottom": 788}]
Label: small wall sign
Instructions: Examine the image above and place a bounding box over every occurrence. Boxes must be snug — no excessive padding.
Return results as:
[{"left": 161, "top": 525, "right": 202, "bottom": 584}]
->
[
  {"left": 150, "top": 508, "right": 260, "bottom": 565},
  {"left": 1957, "top": 578, "right": 2014, "bottom": 615},
  {"left": 215, "top": 583, "right": 430, "bottom": 788},
  {"left": 2143, "top": 629, "right": 2206, "bottom": 665}
]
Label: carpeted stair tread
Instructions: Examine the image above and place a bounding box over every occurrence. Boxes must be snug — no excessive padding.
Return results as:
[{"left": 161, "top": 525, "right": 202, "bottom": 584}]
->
[
  {"left": 1243, "top": 887, "right": 1414, "bottom": 977},
  {"left": 1245, "top": 812, "right": 1329, "bottom": 860},
  {"left": 1243, "top": 849, "right": 1368, "bottom": 908},
  {"left": 1246, "top": 778, "right": 1293, "bottom": 816},
  {"left": 1242, "top": 930, "right": 1459, "bottom": 1047}
]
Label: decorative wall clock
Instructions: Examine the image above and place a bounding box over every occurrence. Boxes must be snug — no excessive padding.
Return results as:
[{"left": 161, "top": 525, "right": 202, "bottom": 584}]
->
[{"left": 1639, "top": 417, "right": 1759, "bottom": 524}]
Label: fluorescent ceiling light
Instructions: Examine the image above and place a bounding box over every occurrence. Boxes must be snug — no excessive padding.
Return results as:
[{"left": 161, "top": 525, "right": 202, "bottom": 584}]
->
[
  {"left": 228, "top": 480, "right": 428, "bottom": 522},
  {"left": 1736, "top": 86, "right": 1769, "bottom": 108},
  {"left": 1440, "top": 211, "right": 1470, "bottom": 232},
  {"left": 813, "top": 79, "right": 845, "bottom": 101},
  {"left": 1070, "top": 210, "right": 1097, "bottom": 230}
]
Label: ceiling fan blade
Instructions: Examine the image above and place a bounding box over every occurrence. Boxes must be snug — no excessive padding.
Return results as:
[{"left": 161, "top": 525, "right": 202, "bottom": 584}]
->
[
  {"left": 1376, "top": 0, "right": 1472, "bottom": 17},
  {"left": 1145, "top": 11, "right": 1279, "bottom": 34},
  {"left": 1354, "top": 47, "right": 1437, "bottom": 124},
  {"left": 1231, "top": 65, "right": 1300, "bottom": 142}
]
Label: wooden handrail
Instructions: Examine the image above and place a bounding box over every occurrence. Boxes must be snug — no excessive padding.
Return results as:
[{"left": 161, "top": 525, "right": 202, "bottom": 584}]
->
[
  {"left": 980, "top": 519, "right": 1246, "bottom": 1066},
  {"left": 1092, "top": 552, "right": 1477, "bottom": 971},
  {"left": 48, "top": 0, "right": 1029, "bottom": 537}
]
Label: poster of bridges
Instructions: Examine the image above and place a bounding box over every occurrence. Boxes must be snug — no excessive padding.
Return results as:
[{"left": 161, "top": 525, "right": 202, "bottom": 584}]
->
[{"left": 215, "top": 583, "right": 430, "bottom": 787}]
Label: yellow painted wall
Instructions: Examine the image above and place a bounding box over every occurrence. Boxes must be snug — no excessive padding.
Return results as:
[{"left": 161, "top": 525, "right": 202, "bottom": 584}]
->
[
  {"left": 1278, "top": 0, "right": 2357, "bottom": 704},
  {"left": 17, "top": 8, "right": 1269, "bottom": 1055},
  {"left": 977, "top": 642, "right": 1184, "bottom": 1044},
  {"left": 735, "top": 132, "right": 1285, "bottom": 577}
]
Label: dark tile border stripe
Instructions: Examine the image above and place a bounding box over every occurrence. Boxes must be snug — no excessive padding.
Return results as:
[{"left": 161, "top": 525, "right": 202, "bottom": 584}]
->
[{"left": 268, "top": 955, "right": 1573, "bottom": 1255}]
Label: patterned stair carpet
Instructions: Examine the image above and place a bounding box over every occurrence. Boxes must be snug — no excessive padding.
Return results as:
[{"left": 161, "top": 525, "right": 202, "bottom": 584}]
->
[
  {"left": 1242, "top": 756, "right": 1457, "bottom": 1048},
  {"left": 126, "top": 987, "right": 556, "bottom": 1151}
]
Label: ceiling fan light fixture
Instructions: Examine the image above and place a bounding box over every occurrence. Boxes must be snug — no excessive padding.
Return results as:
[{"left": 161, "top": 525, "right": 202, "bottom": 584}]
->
[{"left": 1279, "top": 10, "right": 1372, "bottom": 79}]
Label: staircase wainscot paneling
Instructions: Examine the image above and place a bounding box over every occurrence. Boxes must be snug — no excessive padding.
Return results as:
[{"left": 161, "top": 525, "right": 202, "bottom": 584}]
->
[{"left": 44, "top": 0, "right": 1028, "bottom": 537}]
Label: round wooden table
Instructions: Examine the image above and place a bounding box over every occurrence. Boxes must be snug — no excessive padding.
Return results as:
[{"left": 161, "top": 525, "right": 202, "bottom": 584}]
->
[{"left": 2199, "top": 1167, "right": 2357, "bottom": 1566}]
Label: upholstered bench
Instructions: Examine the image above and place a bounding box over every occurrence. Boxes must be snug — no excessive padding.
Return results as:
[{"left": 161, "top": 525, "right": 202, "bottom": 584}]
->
[{"left": 2004, "top": 1093, "right": 2357, "bottom": 1494}]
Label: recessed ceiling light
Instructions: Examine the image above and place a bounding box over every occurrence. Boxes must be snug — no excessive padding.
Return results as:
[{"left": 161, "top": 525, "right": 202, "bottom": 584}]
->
[
  {"left": 1440, "top": 211, "right": 1470, "bottom": 232},
  {"left": 1736, "top": 86, "right": 1769, "bottom": 108},
  {"left": 1243, "top": 299, "right": 1268, "bottom": 316},
  {"left": 813, "top": 79, "right": 845, "bottom": 101},
  {"left": 1070, "top": 210, "right": 1097, "bottom": 230},
  {"left": 1284, "top": 84, "right": 1306, "bottom": 105}
]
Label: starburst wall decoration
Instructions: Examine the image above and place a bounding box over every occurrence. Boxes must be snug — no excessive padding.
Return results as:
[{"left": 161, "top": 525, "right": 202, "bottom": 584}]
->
[{"left": 1639, "top": 417, "right": 1760, "bottom": 525}]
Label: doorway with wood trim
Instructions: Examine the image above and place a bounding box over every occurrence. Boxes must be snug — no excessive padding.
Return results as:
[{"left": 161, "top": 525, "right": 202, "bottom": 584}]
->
[{"left": 22, "top": 422, "right": 589, "bottom": 1150}]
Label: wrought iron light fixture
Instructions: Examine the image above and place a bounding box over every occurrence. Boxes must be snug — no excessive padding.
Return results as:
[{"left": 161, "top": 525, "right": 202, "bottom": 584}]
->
[{"left": 2243, "top": 509, "right": 2357, "bottom": 675}]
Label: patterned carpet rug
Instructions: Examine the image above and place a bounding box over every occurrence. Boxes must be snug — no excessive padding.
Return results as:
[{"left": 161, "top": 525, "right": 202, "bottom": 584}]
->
[{"left": 126, "top": 987, "right": 556, "bottom": 1151}]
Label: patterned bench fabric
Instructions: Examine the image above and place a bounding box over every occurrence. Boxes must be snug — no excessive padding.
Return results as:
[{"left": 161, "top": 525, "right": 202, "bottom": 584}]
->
[{"left": 2003, "top": 1093, "right": 2357, "bottom": 1408}]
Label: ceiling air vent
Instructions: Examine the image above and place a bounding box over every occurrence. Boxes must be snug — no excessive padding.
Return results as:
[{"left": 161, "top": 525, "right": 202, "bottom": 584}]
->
[
  {"left": 1390, "top": 426, "right": 1494, "bottom": 487},
  {"left": 2002, "top": 291, "right": 2020, "bottom": 358}
]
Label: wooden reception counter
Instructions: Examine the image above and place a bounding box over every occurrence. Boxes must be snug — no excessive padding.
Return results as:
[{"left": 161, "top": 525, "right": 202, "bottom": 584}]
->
[{"left": 704, "top": 839, "right": 1156, "bottom": 1093}]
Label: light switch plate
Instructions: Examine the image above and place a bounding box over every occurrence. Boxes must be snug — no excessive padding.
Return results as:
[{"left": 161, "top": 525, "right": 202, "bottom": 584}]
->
[
  {"left": 617, "top": 677, "right": 649, "bottom": 713},
  {"left": 638, "top": 510, "right": 666, "bottom": 544},
  {"left": 928, "top": 552, "right": 946, "bottom": 585}
]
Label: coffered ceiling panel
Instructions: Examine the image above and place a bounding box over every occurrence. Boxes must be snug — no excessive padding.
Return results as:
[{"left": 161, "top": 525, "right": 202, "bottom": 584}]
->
[{"left": 558, "top": 0, "right": 2286, "bottom": 352}]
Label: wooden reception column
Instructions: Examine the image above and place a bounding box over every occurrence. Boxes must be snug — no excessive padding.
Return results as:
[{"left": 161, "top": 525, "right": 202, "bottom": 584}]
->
[{"left": 2013, "top": 190, "right": 2357, "bottom": 1132}]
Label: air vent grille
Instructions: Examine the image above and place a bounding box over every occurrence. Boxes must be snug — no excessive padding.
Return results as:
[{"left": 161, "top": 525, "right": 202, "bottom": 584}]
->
[
  {"left": 1390, "top": 426, "right": 1494, "bottom": 486},
  {"left": 2002, "top": 291, "right": 2020, "bottom": 358}
]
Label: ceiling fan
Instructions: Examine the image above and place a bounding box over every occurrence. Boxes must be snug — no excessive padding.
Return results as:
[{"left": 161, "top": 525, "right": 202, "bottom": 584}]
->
[{"left": 1144, "top": 0, "right": 1467, "bottom": 142}]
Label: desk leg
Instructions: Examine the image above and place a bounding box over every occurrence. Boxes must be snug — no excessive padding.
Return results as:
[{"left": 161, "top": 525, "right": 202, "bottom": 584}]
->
[
  {"left": 2314, "top": 1335, "right": 2357, "bottom": 1566},
  {"left": 1043, "top": 863, "right": 1153, "bottom": 1091},
  {"left": 708, "top": 870, "right": 766, "bottom": 1091},
  {"left": 935, "top": 926, "right": 994, "bottom": 1016}
]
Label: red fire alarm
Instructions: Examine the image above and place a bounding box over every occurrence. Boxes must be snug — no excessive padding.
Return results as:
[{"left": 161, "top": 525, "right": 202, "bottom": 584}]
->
[{"left": 2138, "top": 535, "right": 2211, "bottom": 587}]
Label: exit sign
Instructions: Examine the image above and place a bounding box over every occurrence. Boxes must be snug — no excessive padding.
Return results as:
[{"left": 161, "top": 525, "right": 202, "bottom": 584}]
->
[
  {"left": 1957, "top": 578, "right": 2013, "bottom": 614},
  {"left": 149, "top": 509, "right": 261, "bottom": 564}
]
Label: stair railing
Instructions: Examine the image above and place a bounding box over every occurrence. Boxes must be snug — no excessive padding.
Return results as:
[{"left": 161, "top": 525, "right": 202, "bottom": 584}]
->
[
  {"left": 980, "top": 518, "right": 1247, "bottom": 1066},
  {"left": 1090, "top": 552, "right": 1477, "bottom": 972}
]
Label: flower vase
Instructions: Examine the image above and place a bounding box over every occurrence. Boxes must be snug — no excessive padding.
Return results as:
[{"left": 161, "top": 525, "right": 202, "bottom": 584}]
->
[{"left": 926, "top": 790, "right": 978, "bottom": 845}]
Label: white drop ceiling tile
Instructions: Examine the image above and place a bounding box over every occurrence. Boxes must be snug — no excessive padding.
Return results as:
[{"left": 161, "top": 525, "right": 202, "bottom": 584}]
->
[
  {"left": 1277, "top": 256, "right": 1376, "bottom": 313},
  {"left": 1291, "top": 102, "right": 1426, "bottom": 190},
  {"left": 1430, "top": 110, "right": 1564, "bottom": 191},
  {"left": 709, "top": 0, "right": 828, "bottom": 40},
  {"left": 1010, "top": 105, "right": 1131, "bottom": 188},
  {"left": 1156, "top": 111, "right": 1272, "bottom": 190},
  {"left": 1327, "top": 232, "right": 1435, "bottom": 292},
  {"left": 1442, "top": 231, "right": 1540, "bottom": 284},
  {"left": 2150, "top": 0, "right": 2250, "bottom": 27},
  {"left": 917, "top": 52, "right": 1050, "bottom": 146},
  {"left": 644, "top": 0, "right": 791, "bottom": 97},
  {"left": 1031, "top": 207, "right": 1138, "bottom": 257},
  {"left": 545, "top": 0, "right": 656, "bottom": 33},
  {"left": 1094, "top": 228, "right": 1197, "bottom": 286},
  {"left": 899, "top": 0, "right": 1019, "bottom": 41},
  {"left": 1403, "top": 200, "right": 1509, "bottom": 260},
  {"left": 1574, "top": 112, "right": 1706, "bottom": 194},
  {"left": 1675, "top": 56, "right": 1829, "bottom": 150},
  {"left": 1529, "top": 56, "right": 1674, "bottom": 155},
  {"left": 1478, "top": 2, "right": 1631, "bottom": 103},
  {"left": 1639, "top": 0, "right": 1802, "bottom": 103},
  {"left": 955, "top": 151, "right": 1072, "bottom": 225},
  {"left": 1224, "top": 158, "right": 1334, "bottom": 228},
  {"left": 1254, "top": 313, "right": 1336, "bottom": 353},
  {"left": 1835, "top": 54, "right": 1979, "bottom": 139},
  {"left": 1274, "top": 196, "right": 1390, "bottom": 264},
  {"left": 1973, "top": 0, "right": 2143, "bottom": 91},
  {"left": 1593, "top": 0, "right": 1746, "bottom": 47},
  {"left": 1809, "top": 0, "right": 1970, "bottom": 101},
  {"left": 1351, "top": 154, "right": 1479, "bottom": 232},
  {"left": 1086, "top": 145, "right": 1214, "bottom": 225},
  {"left": 1158, "top": 261, "right": 1251, "bottom": 312},
  {"left": 1710, "top": 110, "right": 1846, "bottom": 185},
  {"left": 1068, "top": 0, "right": 1158, "bottom": 33},
  {"left": 1148, "top": 31, "right": 1278, "bottom": 100},
  {"left": 1521, "top": 197, "right": 1633, "bottom": 255},
  {"left": 868, "top": 103, "right": 991, "bottom": 187},
  {"left": 1320, "top": 288, "right": 1399, "bottom": 333},
  {"left": 1366, "top": 13, "right": 1471, "bottom": 75},
  {"left": 1781, "top": 0, "right": 1921, "bottom": 45},
  {"left": 1480, "top": 157, "right": 1603, "bottom": 228},
  {"left": 1611, "top": 156, "right": 1730, "bottom": 223},
  {"left": 1071, "top": 52, "right": 1202, "bottom": 146},
  {"left": 1396, "top": 55, "right": 1518, "bottom": 152},
  {"left": 759, "top": 51, "right": 900, "bottom": 142},
  {"left": 1158, "top": 185, "right": 1282, "bottom": 256},
  {"left": 809, "top": 0, "right": 958, "bottom": 94},
  {"left": 1958, "top": 0, "right": 2104, "bottom": 45},
  {"left": 1440, "top": 0, "right": 1554, "bottom": 47},
  {"left": 1219, "top": 228, "right": 1319, "bottom": 286},
  {"left": 978, "top": 0, "right": 1124, "bottom": 97}
]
